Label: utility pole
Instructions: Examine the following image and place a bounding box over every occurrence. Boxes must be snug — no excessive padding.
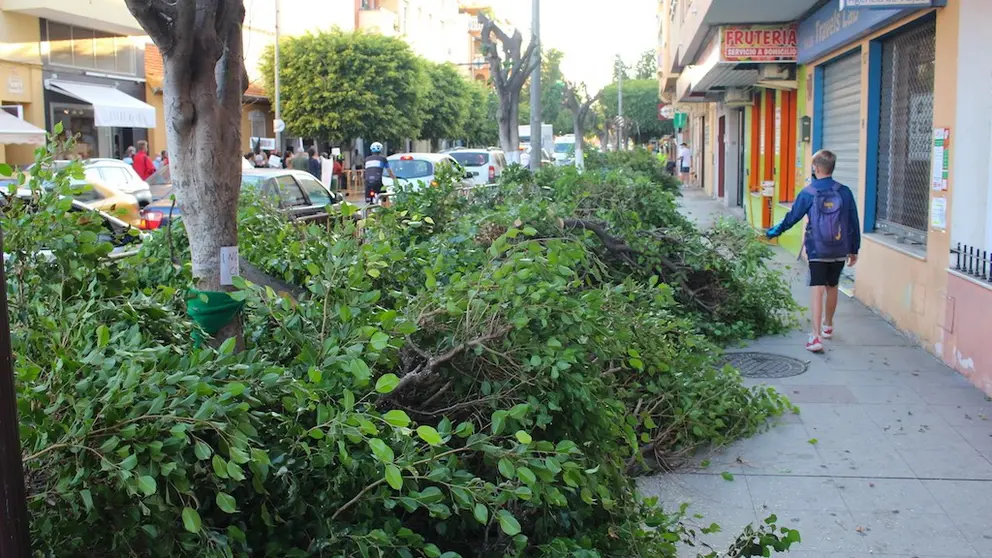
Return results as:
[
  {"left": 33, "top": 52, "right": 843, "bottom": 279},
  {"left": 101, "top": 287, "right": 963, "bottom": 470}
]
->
[
  {"left": 529, "top": 0, "right": 542, "bottom": 171},
  {"left": 617, "top": 55, "right": 623, "bottom": 152},
  {"left": 0, "top": 228, "right": 30, "bottom": 557},
  {"left": 274, "top": 0, "right": 283, "bottom": 156}
]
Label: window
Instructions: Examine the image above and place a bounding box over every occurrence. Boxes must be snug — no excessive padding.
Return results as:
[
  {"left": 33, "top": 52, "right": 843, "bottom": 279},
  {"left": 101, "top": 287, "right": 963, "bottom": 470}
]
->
[
  {"left": 275, "top": 175, "right": 308, "bottom": 207},
  {"left": 392, "top": 159, "right": 433, "bottom": 179},
  {"left": 45, "top": 21, "right": 137, "bottom": 75},
  {"left": 249, "top": 110, "right": 267, "bottom": 140},
  {"left": 449, "top": 152, "right": 488, "bottom": 167},
  {"left": 295, "top": 175, "right": 333, "bottom": 207},
  {"left": 96, "top": 166, "right": 131, "bottom": 187},
  {"left": 873, "top": 19, "right": 936, "bottom": 244}
]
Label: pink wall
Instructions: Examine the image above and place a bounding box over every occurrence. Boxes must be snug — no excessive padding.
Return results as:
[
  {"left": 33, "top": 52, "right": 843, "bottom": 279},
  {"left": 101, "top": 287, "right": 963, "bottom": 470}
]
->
[{"left": 939, "top": 272, "right": 992, "bottom": 396}]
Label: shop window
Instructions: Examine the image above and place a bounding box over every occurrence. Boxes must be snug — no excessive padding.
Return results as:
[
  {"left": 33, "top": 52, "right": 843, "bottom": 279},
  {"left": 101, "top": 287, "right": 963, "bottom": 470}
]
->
[
  {"left": 873, "top": 18, "right": 936, "bottom": 245},
  {"left": 46, "top": 21, "right": 137, "bottom": 76},
  {"left": 47, "top": 22, "right": 73, "bottom": 67},
  {"left": 249, "top": 110, "right": 267, "bottom": 140}
]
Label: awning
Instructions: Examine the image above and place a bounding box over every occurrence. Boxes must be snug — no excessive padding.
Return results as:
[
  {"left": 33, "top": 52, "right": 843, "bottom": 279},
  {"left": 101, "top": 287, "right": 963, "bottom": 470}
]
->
[
  {"left": 0, "top": 110, "right": 46, "bottom": 145},
  {"left": 46, "top": 80, "right": 156, "bottom": 128}
]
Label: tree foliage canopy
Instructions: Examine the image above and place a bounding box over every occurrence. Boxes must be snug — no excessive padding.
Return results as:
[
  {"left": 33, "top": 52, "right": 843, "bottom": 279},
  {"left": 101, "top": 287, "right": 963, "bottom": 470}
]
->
[
  {"left": 420, "top": 62, "right": 471, "bottom": 146},
  {"left": 600, "top": 79, "right": 674, "bottom": 142},
  {"left": 462, "top": 82, "right": 500, "bottom": 147},
  {"left": 260, "top": 31, "right": 426, "bottom": 143},
  {"left": 635, "top": 49, "right": 657, "bottom": 80}
]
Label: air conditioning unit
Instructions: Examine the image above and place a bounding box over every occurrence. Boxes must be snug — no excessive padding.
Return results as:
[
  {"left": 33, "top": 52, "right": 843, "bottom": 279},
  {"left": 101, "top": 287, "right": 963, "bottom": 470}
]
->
[
  {"left": 758, "top": 64, "right": 794, "bottom": 81},
  {"left": 723, "top": 88, "right": 752, "bottom": 107}
]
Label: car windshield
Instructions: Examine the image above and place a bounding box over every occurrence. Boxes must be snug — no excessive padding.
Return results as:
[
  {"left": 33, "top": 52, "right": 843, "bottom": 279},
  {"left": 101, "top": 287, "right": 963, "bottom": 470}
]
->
[
  {"left": 449, "top": 152, "right": 488, "bottom": 167},
  {"left": 391, "top": 159, "right": 433, "bottom": 179},
  {"left": 242, "top": 175, "right": 268, "bottom": 189},
  {"left": 554, "top": 143, "right": 573, "bottom": 154},
  {"left": 146, "top": 165, "right": 170, "bottom": 186}
]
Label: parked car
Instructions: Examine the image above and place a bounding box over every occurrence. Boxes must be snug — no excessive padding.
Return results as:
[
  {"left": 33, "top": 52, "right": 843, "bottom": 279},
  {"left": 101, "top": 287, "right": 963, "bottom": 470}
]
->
[
  {"left": 143, "top": 169, "right": 343, "bottom": 228},
  {"left": 29, "top": 159, "right": 153, "bottom": 207},
  {"left": 146, "top": 158, "right": 257, "bottom": 202},
  {"left": 447, "top": 149, "right": 506, "bottom": 186},
  {"left": 553, "top": 136, "right": 576, "bottom": 166},
  {"left": 382, "top": 153, "right": 475, "bottom": 193},
  {"left": 519, "top": 145, "right": 554, "bottom": 168},
  {"left": 67, "top": 176, "right": 144, "bottom": 228}
]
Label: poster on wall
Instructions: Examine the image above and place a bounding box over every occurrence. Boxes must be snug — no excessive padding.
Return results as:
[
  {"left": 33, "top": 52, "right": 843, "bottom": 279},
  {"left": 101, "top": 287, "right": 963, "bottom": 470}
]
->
[
  {"left": 931, "top": 127, "right": 950, "bottom": 191},
  {"left": 930, "top": 197, "right": 947, "bottom": 231}
]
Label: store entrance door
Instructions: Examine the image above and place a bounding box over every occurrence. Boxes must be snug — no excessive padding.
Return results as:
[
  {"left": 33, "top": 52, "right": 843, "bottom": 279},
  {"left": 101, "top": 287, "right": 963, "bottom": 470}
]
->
[
  {"left": 737, "top": 108, "right": 745, "bottom": 207},
  {"left": 718, "top": 116, "right": 726, "bottom": 198}
]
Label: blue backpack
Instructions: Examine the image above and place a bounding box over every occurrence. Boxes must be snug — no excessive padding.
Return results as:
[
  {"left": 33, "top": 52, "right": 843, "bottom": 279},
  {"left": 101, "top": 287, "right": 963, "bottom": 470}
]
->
[{"left": 804, "top": 182, "right": 849, "bottom": 259}]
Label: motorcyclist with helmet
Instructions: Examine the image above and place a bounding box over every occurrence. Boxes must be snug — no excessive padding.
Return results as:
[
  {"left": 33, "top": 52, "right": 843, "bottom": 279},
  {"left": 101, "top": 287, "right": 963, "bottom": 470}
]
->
[{"left": 364, "top": 142, "right": 396, "bottom": 203}]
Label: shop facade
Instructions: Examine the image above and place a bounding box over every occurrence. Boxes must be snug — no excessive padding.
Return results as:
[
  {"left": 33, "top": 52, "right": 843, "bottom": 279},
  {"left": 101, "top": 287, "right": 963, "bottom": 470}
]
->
[
  {"left": 797, "top": 0, "right": 968, "bottom": 384},
  {"left": 39, "top": 18, "right": 154, "bottom": 159}
]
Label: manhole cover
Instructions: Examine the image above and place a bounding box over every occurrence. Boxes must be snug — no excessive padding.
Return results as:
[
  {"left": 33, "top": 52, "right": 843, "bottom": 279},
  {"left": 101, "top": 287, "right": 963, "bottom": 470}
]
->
[{"left": 720, "top": 352, "right": 808, "bottom": 378}]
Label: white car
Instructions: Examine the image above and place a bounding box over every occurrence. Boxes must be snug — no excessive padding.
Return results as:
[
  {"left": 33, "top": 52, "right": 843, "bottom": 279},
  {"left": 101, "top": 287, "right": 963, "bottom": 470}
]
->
[
  {"left": 31, "top": 159, "right": 153, "bottom": 206},
  {"left": 447, "top": 149, "right": 506, "bottom": 186},
  {"left": 383, "top": 153, "right": 474, "bottom": 193},
  {"left": 553, "top": 136, "right": 576, "bottom": 166},
  {"left": 519, "top": 145, "right": 554, "bottom": 168}
]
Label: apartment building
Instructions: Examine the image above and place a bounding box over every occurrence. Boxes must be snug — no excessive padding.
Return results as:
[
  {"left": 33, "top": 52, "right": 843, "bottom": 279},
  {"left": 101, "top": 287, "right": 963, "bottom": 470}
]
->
[{"left": 658, "top": 0, "right": 992, "bottom": 395}]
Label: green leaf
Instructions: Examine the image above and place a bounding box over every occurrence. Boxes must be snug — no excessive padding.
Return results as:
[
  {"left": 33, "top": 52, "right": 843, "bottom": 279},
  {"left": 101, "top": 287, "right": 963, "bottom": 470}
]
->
[
  {"left": 375, "top": 373, "right": 400, "bottom": 394},
  {"left": 807, "top": 438, "right": 818, "bottom": 445},
  {"left": 508, "top": 404, "right": 529, "bottom": 420},
  {"left": 181, "top": 507, "right": 202, "bottom": 533},
  {"left": 497, "top": 458, "right": 515, "bottom": 479},
  {"left": 491, "top": 410, "right": 508, "bottom": 435},
  {"left": 417, "top": 425, "right": 443, "bottom": 446},
  {"left": 119, "top": 454, "right": 138, "bottom": 471},
  {"left": 80, "top": 489, "right": 93, "bottom": 512},
  {"left": 383, "top": 409, "right": 411, "bottom": 428},
  {"left": 385, "top": 464, "right": 403, "bottom": 490},
  {"left": 497, "top": 510, "right": 522, "bottom": 536},
  {"left": 194, "top": 441, "right": 212, "bottom": 461},
  {"left": 137, "top": 475, "right": 157, "bottom": 497},
  {"left": 225, "top": 382, "right": 246, "bottom": 396},
  {"left": 212, "top": 455, "right": 229, "bottom": 479},
  {"left": 226, "top": 461, "right": 246, "bottom": 481},
  {"left": 368, "top": 438, "right": 394, "bottom": 463},
  {"left": 721, "top": 471, "right": 735, "bottom": 481},
  {"left": 216, "top": 492, "right": 237, "bottom": 513},
  {"left": 369, "top": 331, "right": 390, "bottom": 351},
  {"left": 473, "top": 503, "right": 489, "bottom": 525},
  {"left": 0, "top": 163, "right": 12, "bottom": 177},
  {"left": 514, "top": 430, "right": 532, "bottom": 444},
  {"left": 96, "top": 325, "right": 110, "bottom": 348},
  {"left": 523, "top": 226, "right": 538, "bottom": 236},
  {"left": 516, "top": 466, "right": 537, "bottom": 485}
]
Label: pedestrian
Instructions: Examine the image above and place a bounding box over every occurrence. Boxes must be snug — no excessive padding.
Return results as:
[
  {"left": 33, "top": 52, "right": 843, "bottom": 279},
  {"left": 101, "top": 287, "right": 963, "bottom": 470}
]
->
[
  {"left": 308, "top": 146, "right": 321, "bottom": 179},
  {"left": 677, "top": 142, "right": 692, "bottom": 185},
  {"left": 291, "top": 147, "right": 309, "bottom": 172},
  {"left": 160, "top": 150, "right": 169, "bottom": 168},
  {"left": 332, "top": 154, "right": 344, "bottom": 191},
  {"left": 765, "top": 149, "right": 861, "bottom": 353},
  {"left": 132, "top": 141, "right": 156, "bottom": 180},
  {"left": 122, "top": 146, "right": 136, "bottom": 166},
  {"left": 363, "top": 142, "right": 396, "bottom": 203},
  {"left": 268, "top": 150, "right": 282, "bottom": 168}
]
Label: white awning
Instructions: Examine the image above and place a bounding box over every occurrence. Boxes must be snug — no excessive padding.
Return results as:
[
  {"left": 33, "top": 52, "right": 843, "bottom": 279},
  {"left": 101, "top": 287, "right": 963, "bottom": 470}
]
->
[
  {"left": 0, "top": 110, "right": 46, "bottom": 145},
  {"left": 47, "top": 80, "right": 156, "bottom": 128}
]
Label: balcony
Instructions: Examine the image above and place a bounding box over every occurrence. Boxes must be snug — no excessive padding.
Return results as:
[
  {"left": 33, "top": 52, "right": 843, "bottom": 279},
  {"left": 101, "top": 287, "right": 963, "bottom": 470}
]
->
[
  {"left": 469, "top": 20, "right": 483, "bottom": 35},
  {"left": 4, "top": 0, "right": 143, "bottom": 36},
  {"left": 358, "top": 7, "right": 399, "bottom": 37}
]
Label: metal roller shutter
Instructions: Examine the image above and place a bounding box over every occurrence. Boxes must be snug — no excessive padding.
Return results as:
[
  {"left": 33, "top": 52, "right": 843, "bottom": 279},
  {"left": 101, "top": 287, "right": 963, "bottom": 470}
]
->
[{"left": 821, "top": 51, "right": 862, "bottom": 200}]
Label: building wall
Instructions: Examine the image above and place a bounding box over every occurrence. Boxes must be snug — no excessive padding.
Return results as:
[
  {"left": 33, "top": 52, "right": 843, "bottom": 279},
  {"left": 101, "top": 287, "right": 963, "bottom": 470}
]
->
[
  {"left": 804, "top": 7, "right": 956, "bottom": 365},
  {"left": 0, "top": 11, "right": 45, "bottom": 165}
]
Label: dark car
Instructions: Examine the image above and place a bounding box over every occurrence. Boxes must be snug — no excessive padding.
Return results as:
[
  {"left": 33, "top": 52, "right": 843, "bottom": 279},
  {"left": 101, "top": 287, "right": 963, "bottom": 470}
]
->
[{"left": 143, "top": 169, "right": 343, "bottom": 228}]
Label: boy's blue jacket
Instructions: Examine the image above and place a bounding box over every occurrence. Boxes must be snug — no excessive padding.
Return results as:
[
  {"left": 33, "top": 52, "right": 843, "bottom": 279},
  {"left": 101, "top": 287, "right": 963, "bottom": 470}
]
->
[{"left": 766, "top": 177, "right": 861, "bottom": 259}]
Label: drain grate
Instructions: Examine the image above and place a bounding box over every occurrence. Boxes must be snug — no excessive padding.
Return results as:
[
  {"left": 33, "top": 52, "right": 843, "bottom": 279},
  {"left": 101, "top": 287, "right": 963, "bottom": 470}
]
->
[{"left": 720, "top": 352, "right": 808, "bottom": 378}]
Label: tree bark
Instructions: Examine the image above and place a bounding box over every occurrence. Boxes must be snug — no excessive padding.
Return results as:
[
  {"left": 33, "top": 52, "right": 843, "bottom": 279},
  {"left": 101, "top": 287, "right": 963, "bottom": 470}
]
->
[
  {"left": 127, "top": 0, "right": 248, "bottom": 347},
  {"left": 479, "top": 12, "right": 535, "bottom": 166},
  {"left": 564, "top": 84, "right": 601, "bottom": 172}
]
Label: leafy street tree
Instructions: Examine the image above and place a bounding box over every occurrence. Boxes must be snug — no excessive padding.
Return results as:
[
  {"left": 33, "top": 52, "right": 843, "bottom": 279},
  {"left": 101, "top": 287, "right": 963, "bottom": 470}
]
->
[
  {"left": 600, "top": 79, "right": 674, "bottom": 145},
  {"left": 260, "top": 31, "right": 426, "bottom": 146},
  {"left": 462, "top": 82, "right": 500, "bottom": 147},
  {"left": 478, "top": 12, "right": 538, "bottom": 164},
  {"left": 613, "top": 55, "right": 630, "bottom": 82},
  {"left": 420, "top": 62, "right": 471, "bottom": 150},
  {"left": 125, "top": 0, "right": 249, "bottom": 345},
  {"left": 519, "top": 48, "right": 570, "bottom": 134},
  {"left": 635, "top": 49, "right": 658, "bottom": 80},
  {"left": 563, "top": 82, "right": 602, "bottom": 170}
]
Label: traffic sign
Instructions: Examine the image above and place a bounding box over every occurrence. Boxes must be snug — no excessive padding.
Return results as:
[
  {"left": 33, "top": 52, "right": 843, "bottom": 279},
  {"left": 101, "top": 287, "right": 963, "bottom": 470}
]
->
[
  {"left": 673, "top": 112, "right": 687, "bottom": 129},
  {"left": 658, "top": 104, "right": 675, "bottom": 120},
  {"left": 274, "top": 119, "right": 286, "bottom": 133}
]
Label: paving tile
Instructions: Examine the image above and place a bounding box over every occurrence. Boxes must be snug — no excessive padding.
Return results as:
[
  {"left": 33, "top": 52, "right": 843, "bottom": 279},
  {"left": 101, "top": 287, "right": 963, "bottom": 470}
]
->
[
  {"left": 928, "top": 403, "right": 992, "bottom": 427},
  {"left": 746, "top": 475, "right": 847, "bottom": 513},
  {"left": 864, "top": 405, "right": 971, "bottom": 451},
  {"left": 922, "top": 479, "right": 992, "bottom": 517},
  {"left": 717, "top": 424, "right": 828, "bottom": 476},
  {"left": 776, "top": 385, "right": 860, "bottom": 404},
  {"left": 764, "top": 508, "right": 870, "bottom": 553},
  {"left": 918, "top": 386, "right": 992, "bottom": 406},
  {"left": 818, "top": 441, "right": 916, "bottom": 478},
  {"left": 847, "top": 384, "right": 925, "bottom": 405},
  {"left": 850, "top": 511, "right": 978, "bottom": 556},
  {"left": 952, "top": 424, "right": 992, "bottom": 460},
  {"left": 835, "top": 478, "right": 943, "bottom": 514},
  {"left": 899, "top": 447, "right": 992, "bottom": 480},
  {"left": 637, "top": 472, "right": 753, "bottom": 511}
]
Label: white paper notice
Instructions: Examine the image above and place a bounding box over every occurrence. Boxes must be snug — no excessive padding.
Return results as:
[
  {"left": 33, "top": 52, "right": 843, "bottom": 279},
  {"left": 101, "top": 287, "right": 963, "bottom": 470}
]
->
[
  {"left": 930, "top": 198, "right": 947, "bottom": 231},
  {"left": 220, "top": 246, "right": 239, "bottom": 286}
]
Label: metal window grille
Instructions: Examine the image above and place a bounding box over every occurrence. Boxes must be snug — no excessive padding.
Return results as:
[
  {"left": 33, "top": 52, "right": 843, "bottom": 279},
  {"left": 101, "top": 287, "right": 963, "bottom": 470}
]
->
[
  {"left": 874, "top": 19, "right": 936, "bottom": 245},
  {"left": 951, "top": 243, "right": 992, "bottom": 283}
]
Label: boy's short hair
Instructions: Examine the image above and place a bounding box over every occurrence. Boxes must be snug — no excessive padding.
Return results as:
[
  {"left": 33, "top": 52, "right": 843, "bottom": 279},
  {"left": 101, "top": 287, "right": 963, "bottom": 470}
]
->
[{"left": 812, "top": 150, "right": 837, "bottom": 174}]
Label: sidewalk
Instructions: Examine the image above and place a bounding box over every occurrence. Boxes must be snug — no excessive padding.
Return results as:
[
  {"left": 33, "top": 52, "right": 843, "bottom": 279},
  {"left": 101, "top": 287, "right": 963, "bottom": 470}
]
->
[{"left": 639, "top": 188, "right": 992, "bottom": 557}]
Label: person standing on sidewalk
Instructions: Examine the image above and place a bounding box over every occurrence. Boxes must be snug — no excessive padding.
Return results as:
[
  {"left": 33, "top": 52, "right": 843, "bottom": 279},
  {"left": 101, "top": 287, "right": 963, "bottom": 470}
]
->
[
  {"left": 678, "top": 142, "right": 692, "bottom": 185},
  {"left": 765, "top": 149, "right": 861, "bottom": 353},
  {"left": 132, "top": 141, "right": 156, "bottom": 181}
]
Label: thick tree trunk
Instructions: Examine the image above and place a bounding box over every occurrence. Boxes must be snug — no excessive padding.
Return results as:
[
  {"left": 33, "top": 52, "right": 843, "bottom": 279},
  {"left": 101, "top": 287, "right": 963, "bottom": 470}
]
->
[
  {"left": 573, "top": 121, "right": 585, "bottom": 172},
  {"left": 500, "top": 91, "right": 522, "bottom": 165}
]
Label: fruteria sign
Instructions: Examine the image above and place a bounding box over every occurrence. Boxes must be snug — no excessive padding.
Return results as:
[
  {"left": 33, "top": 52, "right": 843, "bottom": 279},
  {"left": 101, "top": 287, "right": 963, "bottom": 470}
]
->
[{"left": 721, "top": 25, "right": 798, "bottom": 63}]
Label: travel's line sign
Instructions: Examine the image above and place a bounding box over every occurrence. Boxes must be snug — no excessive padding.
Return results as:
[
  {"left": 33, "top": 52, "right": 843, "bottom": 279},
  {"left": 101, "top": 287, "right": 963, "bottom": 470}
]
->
[{"left": 720, "top": 25, "right": 798, "bottom": 63}]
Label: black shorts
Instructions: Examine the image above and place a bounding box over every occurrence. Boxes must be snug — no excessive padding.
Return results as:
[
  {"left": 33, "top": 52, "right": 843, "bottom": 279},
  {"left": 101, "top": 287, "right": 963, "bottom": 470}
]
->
[
  {"left": 809, "top": 261, "right": 845, "bottom": 287},
  {"left": 681, "top": 166, "right": 690, "bottom": 173}
]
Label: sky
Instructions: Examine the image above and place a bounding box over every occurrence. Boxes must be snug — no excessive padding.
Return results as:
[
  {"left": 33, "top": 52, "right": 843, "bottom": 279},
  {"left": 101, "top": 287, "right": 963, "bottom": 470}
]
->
[{"left": 495, "top": 0, "right": 658, "bottom": 91}]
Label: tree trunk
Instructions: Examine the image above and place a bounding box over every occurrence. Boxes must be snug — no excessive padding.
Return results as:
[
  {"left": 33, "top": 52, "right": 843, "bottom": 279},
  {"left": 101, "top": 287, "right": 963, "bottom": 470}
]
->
[
  {"left": 501, "top": 90, "right": 522, "bottom": 165},
  {"left": 573, "top": 121, "right": 585, "bottom": 172}
]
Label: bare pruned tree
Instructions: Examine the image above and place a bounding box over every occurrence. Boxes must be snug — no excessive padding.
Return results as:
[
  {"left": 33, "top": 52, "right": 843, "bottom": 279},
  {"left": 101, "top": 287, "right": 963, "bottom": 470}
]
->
[
  {"left": 125, "top": 0, "right": 248, "bottom": 346},
  {"left": 563, "top": 82, "right": 601, "bottom": 171},
  {"left": 478, "top": 12, "right": 537, "bottom": 165}
]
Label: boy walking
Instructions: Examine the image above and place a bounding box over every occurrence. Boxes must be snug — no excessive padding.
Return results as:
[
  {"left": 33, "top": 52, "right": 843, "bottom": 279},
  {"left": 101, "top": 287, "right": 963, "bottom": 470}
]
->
[{"left": 766, "top": 150, "right": 861, "bottom": 353}]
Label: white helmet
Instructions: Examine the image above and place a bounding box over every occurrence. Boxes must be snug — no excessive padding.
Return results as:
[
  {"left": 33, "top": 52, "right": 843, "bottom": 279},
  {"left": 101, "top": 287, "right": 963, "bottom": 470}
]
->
[{"left": 370, "top": 142, "right": 384, "bottom": 154}]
